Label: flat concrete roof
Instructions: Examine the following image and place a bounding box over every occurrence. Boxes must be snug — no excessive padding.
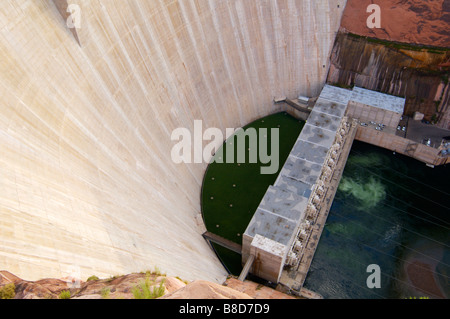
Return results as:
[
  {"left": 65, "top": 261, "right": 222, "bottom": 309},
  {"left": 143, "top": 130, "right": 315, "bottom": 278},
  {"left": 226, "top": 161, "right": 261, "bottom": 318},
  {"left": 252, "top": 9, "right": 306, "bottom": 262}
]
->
[
  {"left": 312, "top": 98, "right": 348, "bottom": 118},
  {"left": 307, "top": 109, "right": 342, "bottom": 132},
  {"left": 351, "top": 87, "right": 405, "bottom": 114},
  {"left": 290, "top": 139, "right": 329, "bottom": 165},
  {"left": 243, "top": 184, "right": 309, "bottom": 247},
  {"left": 244, "top": 208, "right": 299, "bottom": 246},
  {"left": 259, "top": 186, "right": 309, "bottom": 221},
  {"left": 280, "top": 155, "right": 323, "bottom": 186},
  {"left": 275, "top": 175, "right": 313, "bottom": 198},
  {"left": 251, "top": 234, "right": 286, "bottom": 258},
  {"left": 318, "top": 84, "right": 353, "bottom": 105},
  {"left": 298, "top": 123, "right": 337, "bottom": 149}
]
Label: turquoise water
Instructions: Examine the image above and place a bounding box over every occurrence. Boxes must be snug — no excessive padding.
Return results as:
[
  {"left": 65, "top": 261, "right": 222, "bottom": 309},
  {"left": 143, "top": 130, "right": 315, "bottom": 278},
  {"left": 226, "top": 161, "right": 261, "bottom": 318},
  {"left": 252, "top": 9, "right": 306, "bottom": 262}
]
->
[{"left": 303, "top": 141, "right": 450, "bottom": 299}]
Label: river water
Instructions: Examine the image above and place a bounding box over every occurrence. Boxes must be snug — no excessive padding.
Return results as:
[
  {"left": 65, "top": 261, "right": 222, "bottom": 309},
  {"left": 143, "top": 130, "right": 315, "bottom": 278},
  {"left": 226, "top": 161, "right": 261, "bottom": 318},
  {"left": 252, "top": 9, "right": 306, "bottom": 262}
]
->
[{"left": 303, "top": 141, "right": 450, "bottom": 299}]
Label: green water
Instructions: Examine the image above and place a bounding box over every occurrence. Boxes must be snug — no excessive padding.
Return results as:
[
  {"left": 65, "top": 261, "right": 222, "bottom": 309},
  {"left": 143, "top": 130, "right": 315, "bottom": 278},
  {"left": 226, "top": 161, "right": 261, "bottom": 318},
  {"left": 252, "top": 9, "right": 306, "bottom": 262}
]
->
[
  {"left": 201, "top": 112, "right": 304, "bottom": 276},
  {"left": 303, "top": 141, "right": 450, "bottom": 299},
  {"left": 201, "top": 112, "right": 304, "bottom": 245}
]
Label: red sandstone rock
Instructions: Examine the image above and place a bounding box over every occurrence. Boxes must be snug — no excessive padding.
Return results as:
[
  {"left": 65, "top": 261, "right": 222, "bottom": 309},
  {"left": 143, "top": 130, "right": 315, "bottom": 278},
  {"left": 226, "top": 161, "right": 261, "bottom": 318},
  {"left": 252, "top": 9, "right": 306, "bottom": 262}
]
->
[
  {"left": 0, "top": 271, "right": 22, "bottom": 285},
  {"left": 341, "top": 0, "right": 450, "bottom": 48},
  {"left": 160, "top": 280, "right": 253, "bottom": 299},
  {"left": 224, "top": 278, "right": 297, "bottom": 299},
  {"left": 2, "top": 271, "right": 299, "bottom": 299},
  {"left": 0, "top": 271, "right": 188, "bottom": 299}
]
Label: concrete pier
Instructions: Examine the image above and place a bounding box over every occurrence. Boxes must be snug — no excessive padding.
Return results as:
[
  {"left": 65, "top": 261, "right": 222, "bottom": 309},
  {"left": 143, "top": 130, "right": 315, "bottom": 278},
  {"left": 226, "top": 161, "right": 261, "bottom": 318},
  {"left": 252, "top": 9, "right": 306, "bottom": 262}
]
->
[{"left": 355, "top": 126, "right": 450, "bottom": 166}]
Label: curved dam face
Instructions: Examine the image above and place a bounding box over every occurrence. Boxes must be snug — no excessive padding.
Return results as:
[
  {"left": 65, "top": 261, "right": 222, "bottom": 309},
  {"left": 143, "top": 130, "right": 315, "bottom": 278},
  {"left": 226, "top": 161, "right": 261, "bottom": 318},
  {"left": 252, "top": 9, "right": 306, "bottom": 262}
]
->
[{"left": 0, "top": 0, "right": 345, "bottom": 282}]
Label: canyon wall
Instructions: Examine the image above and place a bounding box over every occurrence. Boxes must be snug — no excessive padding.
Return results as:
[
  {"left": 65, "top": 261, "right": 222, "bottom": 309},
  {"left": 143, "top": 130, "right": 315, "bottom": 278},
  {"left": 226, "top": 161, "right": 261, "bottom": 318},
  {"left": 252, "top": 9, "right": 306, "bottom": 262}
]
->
[
  {"left": 328, "top": 33, "right": 450, "bottom": 129},
  {"left": 341, "top": 0, "right": 450, "bottom": 48},
  {"left": 0, "top": 0, "right": 345, "bottom": 282},
  {"left": 331, "top": 0, "right": 450, "bottom": 129}
]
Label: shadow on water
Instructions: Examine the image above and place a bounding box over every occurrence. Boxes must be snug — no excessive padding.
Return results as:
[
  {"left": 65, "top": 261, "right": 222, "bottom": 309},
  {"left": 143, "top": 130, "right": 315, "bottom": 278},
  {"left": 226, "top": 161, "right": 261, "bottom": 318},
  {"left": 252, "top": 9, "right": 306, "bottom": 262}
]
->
[{"left": 303, "top": 141, "right": 450, "bottom": 299}]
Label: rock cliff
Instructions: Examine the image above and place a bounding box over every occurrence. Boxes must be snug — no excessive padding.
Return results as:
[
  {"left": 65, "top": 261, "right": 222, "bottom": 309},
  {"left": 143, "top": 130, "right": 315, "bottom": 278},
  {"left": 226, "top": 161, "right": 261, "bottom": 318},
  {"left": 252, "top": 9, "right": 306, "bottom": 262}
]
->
[
  {"left": 327, "top": 32, "right": 450, "bottom": 128},
  {"left": 341, "top": 0, "right": 450, "bottom": 48},
  {"left": 0, "top": 270, "right": 295, "bottom": 299},
  {"left": 331, "top": 0, "right": 450, "bottom": 128}
]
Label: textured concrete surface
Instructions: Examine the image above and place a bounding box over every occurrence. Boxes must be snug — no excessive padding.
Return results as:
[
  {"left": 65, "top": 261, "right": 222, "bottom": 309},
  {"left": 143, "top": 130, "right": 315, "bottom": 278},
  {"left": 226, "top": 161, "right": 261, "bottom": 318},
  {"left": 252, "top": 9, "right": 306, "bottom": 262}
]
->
[
  {"left": 244, "top": 207, "right": 298, "bottom": 246},
  {"left": 317, "top": 85, "right": 353, "bottom": 105},
  {"left": 311, "top": 99, "right": 349, "bottom": 118},
  {"left": 290, "top": 139, "right": 329, "bottom": 166},
  {"left": 298, "top": 124, "right": 337, "bottom": 149},
  {"left": 258, "top": 186, "right": 308, "bottom": 222},
  {"left": 275, "top": 175, "right": 313, "bottom": 198},
  {"left": 356, "top": 125, "right": 450, "bottom": 166},
  {"left": 346, "top": 87, "right": 405, "bottom": 129},
  {"left": 0, "top": 1, "right": 346, "bottom": 282},
  {"left": 351, "top": 87, "right": 405, "bottom": 114},
  {"left": 280, "top": 156, "right": 323, "bottom": 186},
  {"left": 307, "top": 110, "right": 342, "bottom": 132}
]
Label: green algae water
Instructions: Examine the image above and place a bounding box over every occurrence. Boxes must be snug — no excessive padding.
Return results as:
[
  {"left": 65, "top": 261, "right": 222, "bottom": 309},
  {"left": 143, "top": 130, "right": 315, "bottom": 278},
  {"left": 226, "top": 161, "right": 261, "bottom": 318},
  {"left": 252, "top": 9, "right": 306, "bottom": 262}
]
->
[
  {"left": 303, "top": 141, "right": 450, "bottom": 299},
  {"left": 201, "top": 112, "right": 304, "bottom": 275}
]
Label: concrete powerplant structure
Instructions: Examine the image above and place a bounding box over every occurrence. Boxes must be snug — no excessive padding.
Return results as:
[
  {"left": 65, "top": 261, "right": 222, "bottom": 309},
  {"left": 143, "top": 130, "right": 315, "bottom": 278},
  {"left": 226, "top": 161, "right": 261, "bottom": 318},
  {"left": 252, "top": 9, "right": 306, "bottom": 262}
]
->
[
  {"left": 240, "top": 85, "right": 410, "bottom": 293},
  {"left": 0, "top": 1, "right": 347, "bottom": 282},
  {"left": 347, "top": 87, "right": 406, "bottom": 129},
  {"left": 242, "top": 85, "right": 357, "bottom": 287}
]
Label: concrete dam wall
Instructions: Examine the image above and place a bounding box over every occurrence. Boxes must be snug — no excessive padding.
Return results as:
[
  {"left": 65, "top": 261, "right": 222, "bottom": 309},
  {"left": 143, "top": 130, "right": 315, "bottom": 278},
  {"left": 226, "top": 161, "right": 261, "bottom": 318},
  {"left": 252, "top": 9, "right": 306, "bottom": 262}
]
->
[{"left": 0, "top": 0, "right": 345, "bottom": 282}]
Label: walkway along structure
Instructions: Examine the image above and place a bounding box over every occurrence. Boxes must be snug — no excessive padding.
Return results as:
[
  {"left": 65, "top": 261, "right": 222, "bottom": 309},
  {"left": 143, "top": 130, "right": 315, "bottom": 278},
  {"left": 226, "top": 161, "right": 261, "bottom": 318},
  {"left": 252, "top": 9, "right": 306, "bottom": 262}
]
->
[{"left": 202, "top": 232, "right": 242, "bottom": 255}]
